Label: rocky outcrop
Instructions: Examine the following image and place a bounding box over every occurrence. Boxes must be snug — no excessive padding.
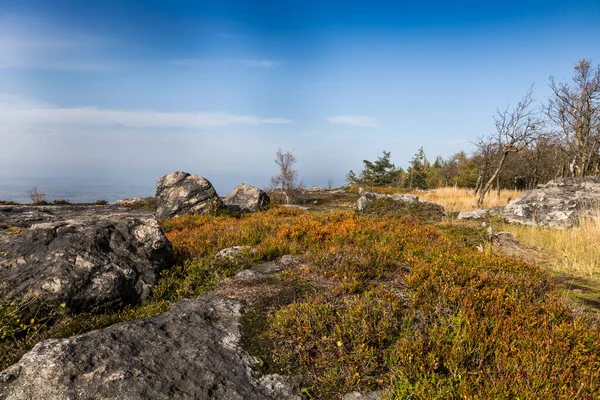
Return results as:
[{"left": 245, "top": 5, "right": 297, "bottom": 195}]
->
[
  {"left": 342, "top": 392, "right": 383, "bottom": 400},
  {"left": 115, "top": 197, "right": 155, "bottom": 210},
  {"left": 502, "top": 177, "right": 600, "bottom": 228},
  {"left": 303, "top": 186, "right": 347, "bottom": 194},
  {"left": 155, "top": 172, "right": 223, "bottom": 219},
  {"left": 357, "top": 192, "right": 446, "bottom": 221},
  {"left": 224, "top": 184, "right": 270, "bottom": 212},
  {"left": 215, "top": 246, "right": 258, "bottom": 260},
  {"left": 0, "top": 296, "right": 302, "bottom": 400},
  {"left": 357, "top": 192, "right": 419, "bottom": 212},
  {"left": 0, "top": 205, "right": 172, "bottom": 313},
  {"left": 457, "top": 206, "right": 504, "bottom": 220}
]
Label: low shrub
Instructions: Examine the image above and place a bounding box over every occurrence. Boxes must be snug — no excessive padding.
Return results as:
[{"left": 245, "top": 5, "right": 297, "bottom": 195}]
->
[
  {"left": 159, "top": 207, "right": 600, "bottom": 399},
  {"left": 52, "top": 199, "right": 71, "bottom": 205},
  {"left": 1, "top": 206, "right": 599, "bottom": 399},
  {"left": 360, "top": 197, "right": 445, "bottom": 222}
]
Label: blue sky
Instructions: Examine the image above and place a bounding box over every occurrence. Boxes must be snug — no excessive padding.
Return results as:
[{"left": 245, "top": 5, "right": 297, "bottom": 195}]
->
[{"left": 1, "top": 0, "right": 599, "bottom": 197}]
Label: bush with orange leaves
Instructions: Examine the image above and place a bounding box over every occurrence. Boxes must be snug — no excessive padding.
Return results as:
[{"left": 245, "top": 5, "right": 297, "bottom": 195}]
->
[
  {"left": 160, "top": 206, "right": 600, "bottom": 399},
  {"left": 2, "top": 205, "right": 598, "bottom": 398}
]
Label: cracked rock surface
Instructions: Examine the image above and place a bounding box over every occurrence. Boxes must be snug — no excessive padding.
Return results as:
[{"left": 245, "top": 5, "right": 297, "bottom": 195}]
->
[
  {"left": 0, "top": 205, "right": 172, "bottom": 313},
  {"left": 155, "top": 172, "right": 223, "bottom": 219},
  {"left": 0, "top": 295, "right": 302, "bottom": 400},
  {"left": 503, "top": 177, "right": 600, "bottom": 228},
  {"left": 223, "top": 184, "right": 270, "bottom": 213}
]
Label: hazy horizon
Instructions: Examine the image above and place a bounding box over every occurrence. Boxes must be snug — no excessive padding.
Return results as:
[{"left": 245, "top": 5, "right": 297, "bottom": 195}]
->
[{"left": 1, "top": 0, "right": 599, "bottom": 201}]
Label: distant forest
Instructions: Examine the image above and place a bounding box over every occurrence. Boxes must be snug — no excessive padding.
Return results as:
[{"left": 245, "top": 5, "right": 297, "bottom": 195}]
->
[{"left": 347, "top": 59, "right": 600, "bottom": 203}]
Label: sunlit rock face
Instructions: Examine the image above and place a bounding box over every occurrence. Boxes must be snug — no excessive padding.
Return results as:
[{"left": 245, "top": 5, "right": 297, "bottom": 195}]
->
[
  {"left": 503, "top": 177, "right": 600, "bottom": 228},
  {"left": 0, "top": 205, "right": 172, "bottom": 313},
  {"left": 155, "top": 172, "right": 223, "bottom": 219},
  {"left": 0, "top": 296, "right": 302, "bottom": 400}
]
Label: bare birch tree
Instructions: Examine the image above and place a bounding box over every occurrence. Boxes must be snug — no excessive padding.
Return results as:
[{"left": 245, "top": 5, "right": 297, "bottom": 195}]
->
[
  {"left": 546, "top": 59, "right": 600, "bottom": 176},
  {"left": 477, "top": 87, "right": 544, "bottom": 206},
  {"left": 270, "top": 148, "right": 301, "bottom": 204}
]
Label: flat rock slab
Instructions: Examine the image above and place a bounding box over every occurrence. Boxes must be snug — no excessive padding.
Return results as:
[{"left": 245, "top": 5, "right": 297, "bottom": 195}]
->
[
  {"left": 0, "top": 205, "right": 152, "bottom": 228},
  {"left": 457, "top": 206, "right": 504, "bottom": 220},
  {"left": 0, "top": 205, "right": 171, "bottom": 313},
  {"left": 0, "top": 296, "right": 301, "bottom": 400},
  {"left": 503, "top": 177, "right": 600, "bottom": 228}
]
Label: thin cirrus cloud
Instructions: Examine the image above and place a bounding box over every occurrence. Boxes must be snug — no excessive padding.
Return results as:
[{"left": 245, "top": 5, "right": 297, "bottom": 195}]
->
[
  {"left": 0, "top": 28, "right": 117, "bottom": 71},
  {"left": 0, "top": 95, "right": 292, "bottom": 130},
  {"left": 171, "top": 58, "right": 279, "bottom": 69},
  {"left": 0, "top": 15, "right": 115, "bottom": 71},
  {"left": 326, "top": 115, "right": 379, "bottom": 128}
]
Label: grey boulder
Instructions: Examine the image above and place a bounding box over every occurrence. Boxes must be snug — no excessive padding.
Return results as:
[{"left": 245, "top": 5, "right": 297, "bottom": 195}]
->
[
  {"left": 502, "top": 177, "right": 600, "bottom": 228},
  {"left": 0, "top": 206, "right": 172, "bottom": 313},
  {"left": 155, "top": 172, "right": 223, "bottom": 219},
  {"left": 457, "top": 206, "right": 504, "bottom": 220},
  {"left": 224, "top": 184, "right": 270, "bottom": 212},
  {"left": 0, "top": 296, "right": 302, "bottom": 400}
]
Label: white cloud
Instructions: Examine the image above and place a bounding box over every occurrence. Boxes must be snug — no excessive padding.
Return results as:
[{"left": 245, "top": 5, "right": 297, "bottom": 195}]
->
[
  {"left": 326, "top": 115, "right": 378, "bottom": 128},
  {"left": 171, "top": 58, "right": 279, "bottom": 69},
  {"left": 0, "top": 95, "right": 292, "bottom": 129},
  {"left": 0, "top": 15, "right": 116, "bottom": 71},
  {"left": 235, "top": 59, "right": 279, "bottom": 68}
]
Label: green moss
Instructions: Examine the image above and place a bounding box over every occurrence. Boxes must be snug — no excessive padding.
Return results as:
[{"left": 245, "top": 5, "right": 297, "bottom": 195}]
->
[
  {"left": 436, "top": 223, "right": 488, "bottom": 249},
  {"left": 240, "top": 307, "right": 276, "bottom": 373}
]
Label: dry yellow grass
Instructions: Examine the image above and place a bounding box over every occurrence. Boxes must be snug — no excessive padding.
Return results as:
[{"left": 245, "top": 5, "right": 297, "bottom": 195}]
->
[
  {"left": 414, "top": 186, "right": 523, "bottom": 214},
  {"left": 502, "top": 212, "right": 600, "bottom": 281},
  {"left": 418, "top": 187, "right": 600, "bottom": 283}
]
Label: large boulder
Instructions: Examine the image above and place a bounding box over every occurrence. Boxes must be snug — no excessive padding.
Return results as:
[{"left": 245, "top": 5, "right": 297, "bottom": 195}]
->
[
  {"left": 357, "top": 192, "right": 446, "bottom": 222},
  {"left": 224, "top": 184, "right": 270, "bottom": 212},
  {"left": 0, "top": 296, "right": 302, "bottom": 400},
  {"left": 502, "top": 177, "right": 600, "bottom": 228},
  {"left": 0, "top": 205, "right": 172, "bottom": 313},
  {"left": 155, "top": 172, "right": 223, "bottom": 219}
]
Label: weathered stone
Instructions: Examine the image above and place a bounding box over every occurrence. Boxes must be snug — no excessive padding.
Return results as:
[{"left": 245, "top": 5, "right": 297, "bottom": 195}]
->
[
  {"left": 357, "top": 192, "right": 419, "bottom": 211},
  {"left": 0, "top": 296, "right": 302, "bottom": 400},
  {"left": 0, "top": 205, "right": 172, "bottom": 313},
  {"left": 116, "top": 197, "right": 144, "bottom": 206},
  {"left": 305, "top": 186, "right": 328, "bottom": 192},
  {"left": 342, "top": 391, "right": 383, "bottom": 400},
  {"left": 224, "top": 184, "right": 270, "bottom": 212},
  {"left": 115, "top": 196, "right": 155, "bottom": 208},
  {"left": 155, "top": 172, "right": 223, "bottom": 219},
  {"left": 215, "top": 246, "right": 258, "bottom": 260},
  {"left": 457, "top": 206, "right": 504, "bottom": 220},
  {"left": 502, "top": 177, "right": 600, "bottom": 228},
  {"left": 230, "top": 255, "right": 301, "bottom": 283}
]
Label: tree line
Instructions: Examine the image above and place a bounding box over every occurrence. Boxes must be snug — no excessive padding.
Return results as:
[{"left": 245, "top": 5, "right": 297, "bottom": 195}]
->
[{"left": 346, "top": 59, "right": 600, "bottom": 205}]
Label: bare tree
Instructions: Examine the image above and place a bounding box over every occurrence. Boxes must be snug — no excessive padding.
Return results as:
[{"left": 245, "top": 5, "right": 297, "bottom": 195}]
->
[
  {"left": 546, "top": 59, "right": 600, "bottom": 176},
  {"left": 477, "top": 87, "right": 544, "bottom": 206},
  {"left": 473, "top": 138, "right": 497, "bottom": 196},
  {"left": 27, "top": 186, "right": 46, "bottom": 205},
  {"left": 270, "top": 148, "right": 301, "bottom": 204}
]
